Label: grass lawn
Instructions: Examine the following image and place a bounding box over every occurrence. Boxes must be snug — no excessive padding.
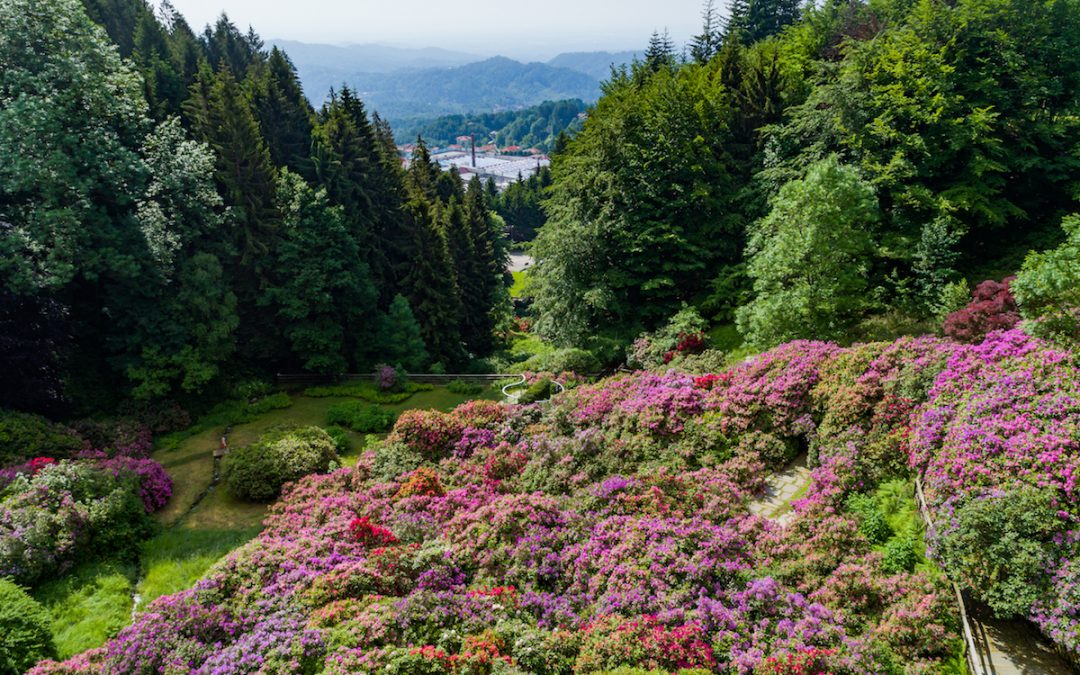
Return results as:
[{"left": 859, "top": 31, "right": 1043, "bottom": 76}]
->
[
  {"left": 510, "top": 270, "right": 528, "bottom": 298},
  {"left": 33, "top": 559, "right": 136, "bottom": 659},
  {"left": 33, "top": 385, "right": 504, "bottom": 657},
  {"left": 137, "top": 522, "right": 261, "bottom": 606},
  {"left": 141, "top": 384, "right": 502, "bottom": 604}
]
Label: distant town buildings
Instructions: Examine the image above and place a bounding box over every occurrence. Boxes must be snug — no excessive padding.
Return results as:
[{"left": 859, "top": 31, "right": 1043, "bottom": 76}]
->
[{"left": 398, "top": 141, "right": 550, "bottom": 190}]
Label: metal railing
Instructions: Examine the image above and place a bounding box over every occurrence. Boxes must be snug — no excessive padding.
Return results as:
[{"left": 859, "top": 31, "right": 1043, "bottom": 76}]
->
[{"left": 501, "top": 375, "right": 565, "bottom": 403}]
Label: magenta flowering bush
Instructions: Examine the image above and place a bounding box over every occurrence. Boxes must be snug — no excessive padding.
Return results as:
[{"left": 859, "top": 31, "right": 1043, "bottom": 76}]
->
[
  {"left": 98, "top": 455, "right": 173, "bottom": 512},
  {"left": 38, "top": 329, "right": 1080, "bottom": 670}
]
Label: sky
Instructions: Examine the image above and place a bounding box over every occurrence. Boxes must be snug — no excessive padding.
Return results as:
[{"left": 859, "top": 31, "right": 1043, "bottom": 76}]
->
[{"left": 162, "top": 0, "right": 711, "bottom": 60}]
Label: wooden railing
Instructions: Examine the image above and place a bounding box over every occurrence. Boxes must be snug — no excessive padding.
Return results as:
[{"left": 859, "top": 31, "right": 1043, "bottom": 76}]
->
[{"left": 914, "top": 476, "right": 987, "bottom": 675}]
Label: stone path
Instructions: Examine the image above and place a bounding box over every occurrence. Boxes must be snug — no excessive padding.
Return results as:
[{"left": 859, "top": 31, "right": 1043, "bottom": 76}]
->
[
  {"left": 509, "top": 253, "right": 534, "bottom": 272},
  {"left": 966, "top": 602, "right": 1075, "bottom": 675},
  {"left": 748, "top": 454, "right": 811, "bottom": 526}
]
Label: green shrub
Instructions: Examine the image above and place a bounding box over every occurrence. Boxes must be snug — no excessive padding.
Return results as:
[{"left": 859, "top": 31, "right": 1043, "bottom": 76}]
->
[
  {"left": 326, "top": 401, "right": 397, "bottom": 433},
  {"left": 934, "top": 486, "right": 1062, "bottom": 618},
  {"left": 324, "top": 425, "right": 352, "bottom": 453},
  {"left": 523, "top": 347, "right": 601, "bottom": 375},
  {"left": 369, "top": 442, "right": 425, "bottom": 483},
  {"left": 233, "top": 379, "right": 273, "bottom": 400},
  {"left": 304, "top": 382, "right": 432, "bottom": 403},
  {"left": 0, "top": 578, "right": 55, "bottom": 674},
  {"left": 0, "top": 410, "right": 83, "bottom": 466},
  {"left": 244, "top": 391, "right": 292, "bottom": 415},
  {"left": 223, "top": 427, "right": 339, "bottom": 502},
  {"left": 846, "top": 492, "right": 893, "bottom": 545},
  {"left": 517, "top": 379, "right": 555, "bottom": 404},
  {"left": 446, "top": 379, "right": 484, "bottom": 395},
  {"left": 882, "top": 536, "right": 919, "bottom": 574},
  {"left": 222, "top": 443, "right": 283, "bottom": 502}
]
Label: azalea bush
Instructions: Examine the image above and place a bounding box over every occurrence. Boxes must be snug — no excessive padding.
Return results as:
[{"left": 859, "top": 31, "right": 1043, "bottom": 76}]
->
[
  {"left": 38, "top": 329, "right": 1080, "bottom": 671},
  {"left": 0, "top": 461, "right": 155, "bottom": 585}
]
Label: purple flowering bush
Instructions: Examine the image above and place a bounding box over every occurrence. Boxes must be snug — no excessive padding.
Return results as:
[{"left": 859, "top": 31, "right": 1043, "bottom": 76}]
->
[
  {"left": 0, "top": 459, "right": 160, "bottom": 585},
  {"left": 33, "top": 330, "right": 1080, "bottom": 670}
]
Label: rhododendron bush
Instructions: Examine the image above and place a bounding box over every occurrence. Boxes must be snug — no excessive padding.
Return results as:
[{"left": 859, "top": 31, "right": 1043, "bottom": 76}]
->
[{"left": 32, "top": 329, "right": 1080, "bottom": 672}]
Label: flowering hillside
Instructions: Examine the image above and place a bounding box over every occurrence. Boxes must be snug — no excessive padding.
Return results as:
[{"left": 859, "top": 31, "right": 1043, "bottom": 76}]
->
[{"left": 30, "top": 331, "right": 1080, "bottom": 674}]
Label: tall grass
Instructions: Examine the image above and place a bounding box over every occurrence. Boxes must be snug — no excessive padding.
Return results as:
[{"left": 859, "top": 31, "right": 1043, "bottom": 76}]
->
[{"left": 33, "top": 559, "right": 135, "bottom": 659}]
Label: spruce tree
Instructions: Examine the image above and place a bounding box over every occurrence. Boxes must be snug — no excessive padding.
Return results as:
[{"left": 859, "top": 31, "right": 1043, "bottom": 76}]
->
[
  {"left": 368, "top": 295, "right": 429, "bottom": 372},
  {"left": 690, "top": 0, "right": 722, "bottom": 64},
  {"left": 644, "top": 30, "right": 676, "bottom": 72},
  {"left": 399, "top": 198, "right": 466, "bottom": 369},
  {"left": 445, "top": 198, "right": 488, "bottom": 354},
  {"left": 202, "top": 13, "right": 263, "bottom": 78},
  {"left": 249, "top": 47, "right": 315, "bottom": 181},
  {"left": 186, "top": 64, "right": 279, "bottom": 360}
]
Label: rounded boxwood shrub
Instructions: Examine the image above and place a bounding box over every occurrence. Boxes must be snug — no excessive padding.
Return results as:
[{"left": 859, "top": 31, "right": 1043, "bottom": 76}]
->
[
  {"left": 0, "top": 578, "right": 54, "bottom": 674},
  {"left": 326, "top": 401, "right": 397, "bottom": 433},
  {"left": 517, "top": 379, "right": 555, "bottom": 404},
  {"left": 0, "top": 409, "right": 83, "bottom": 467},
  {"left": 223, "top": 427, "right": 339, "bottom": 502}
]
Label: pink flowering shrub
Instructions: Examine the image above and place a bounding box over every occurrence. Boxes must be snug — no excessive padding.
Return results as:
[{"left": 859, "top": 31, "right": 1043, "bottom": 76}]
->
[
  {"left": 390, "top": 410, "right": 466, "bottom": 460},
  {"left": 55, "top": 329, "right": 1080, "bottom": 670}
]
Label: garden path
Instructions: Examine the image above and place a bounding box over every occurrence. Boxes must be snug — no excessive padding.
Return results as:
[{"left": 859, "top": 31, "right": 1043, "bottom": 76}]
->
[
  {"left": 965, "top": 602, "right": 1074, "bottom": 675},
  {"left": 747, "top": 454, "right": 811, "bottom": 525}
]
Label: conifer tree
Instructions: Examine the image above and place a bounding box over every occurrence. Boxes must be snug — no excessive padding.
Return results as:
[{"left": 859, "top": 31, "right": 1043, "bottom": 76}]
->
[
  {"left": 644, "top": 30, "right": 677, "bottom": 72},
  {"left": 690, "top": 0, "right": 722, "bottom": 64},
  {"left": 202, "top": 13, "right": 263, "bottom": 78},
  {"left": 399, "top": 198, "right": 466, "bottom": 368},
  {"left": 368, "top": 295, "right": 429, "bottom": 372},
  {"left": 445, "top": 198, "right": 487, "bottom": 354},
  {"left": 160, "top": 1, "right": 203, "bottom": 96},
  {"left": 185, "top": 64, "right": 279, "bottom": 360},
  {"left": 407, "top": 137, "right": 442, "bottom": 202},
  {"left": 249, "top": 48, "right": 315, "bottom": 181},
  {"left": 132, "top": 8, "right": 184, "bottom": 118}
]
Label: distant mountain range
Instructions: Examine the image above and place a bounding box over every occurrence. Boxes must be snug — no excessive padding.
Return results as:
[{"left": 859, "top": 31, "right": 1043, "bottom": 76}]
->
[{"left": 269, "top": 40, "right": 636, "bottom": 124}]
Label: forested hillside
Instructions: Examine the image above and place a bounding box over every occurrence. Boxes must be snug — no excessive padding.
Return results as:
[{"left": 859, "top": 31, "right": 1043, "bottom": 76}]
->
[
  {"left": 395, "top": 99, "right": 588, "bottom": 153},
  {"left": 530, "top": 0, "right": 1080, "bottom": 356},
  {"left": 0, "top": 0, "right": 511, "bottom": 416},
  {"left": 337, "top": 57, "right": 601, "bottom": 124}
]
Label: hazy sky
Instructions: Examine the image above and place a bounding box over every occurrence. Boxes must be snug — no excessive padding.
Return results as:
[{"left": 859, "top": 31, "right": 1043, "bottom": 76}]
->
[{"left": 163, "top": 0, "right": 712, "bottom": 60}]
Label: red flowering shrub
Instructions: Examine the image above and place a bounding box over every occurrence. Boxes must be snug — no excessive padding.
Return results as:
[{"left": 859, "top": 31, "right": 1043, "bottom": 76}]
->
[
  {"left": 390, "top": 410, "right": 465, "bottom": 461},
  {"left": 757, "top": 647, "right": 835, "bottom": 674},
  {"left": 575, "top": 615, "right": 716, "bottom": 672},
  {"left": 676, "top": 331, "right": 707, "bottom": 355},
  {"left": 943, "top": 277, "right": 1019, "bottom": 343},
  {"left": 394, "top": 467, "right": 445, "bottom": 500},
  {"left": 693, "top": 374, "right": 722, "bottom": 390},
  {"left": 349, "top": 517, "right": 398, "bottom": 547},
  {"left": 28, "top": 457, "right": 55, "bottom": 474}
]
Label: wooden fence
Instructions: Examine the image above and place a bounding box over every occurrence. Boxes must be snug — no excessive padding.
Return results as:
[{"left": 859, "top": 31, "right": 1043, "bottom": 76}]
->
[{"left": 276, "top": 372, "right": 520, "bottom": 387}]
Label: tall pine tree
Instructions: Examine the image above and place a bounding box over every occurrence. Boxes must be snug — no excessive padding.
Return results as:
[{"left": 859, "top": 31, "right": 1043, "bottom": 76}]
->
[{"left": 249, "top": 47, "right": 315, "bottom": 181}]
